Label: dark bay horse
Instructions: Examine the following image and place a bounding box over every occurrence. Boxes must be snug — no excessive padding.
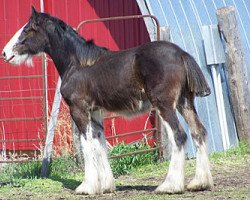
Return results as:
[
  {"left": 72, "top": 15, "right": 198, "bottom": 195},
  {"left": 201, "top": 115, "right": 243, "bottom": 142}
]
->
[{"left": 2, "top": 7, "right": 213, "bottom": 195}]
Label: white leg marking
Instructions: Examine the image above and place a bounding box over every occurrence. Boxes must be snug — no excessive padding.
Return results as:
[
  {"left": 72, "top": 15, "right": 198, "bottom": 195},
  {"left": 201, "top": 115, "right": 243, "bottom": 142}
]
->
[
  {"left": 91, "top": 110, "right": 115, "bottom": 193},
  {"left": 75, "top": 124, "right": 101, "bottom": 195},
  {"left": 3, "top": 23, "right": 32, "bottom": 65},
  {"left": 187, "top": 141, "right": 213, "bottom": 191},
  {"left": 75, "top": 110, "right": 115, "bottom": 195},
  {"left": 155, "top": 120, "right": 185, "bottom": 194},
  {"left": 96, "top": 130, "right": 115, "bottom": 193}
]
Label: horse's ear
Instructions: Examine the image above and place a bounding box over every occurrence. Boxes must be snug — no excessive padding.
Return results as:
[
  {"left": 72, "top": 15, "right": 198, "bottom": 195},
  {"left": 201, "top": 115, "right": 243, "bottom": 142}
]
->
[{"left": 31, "top": 6, "right": 38, "bottom": 16}]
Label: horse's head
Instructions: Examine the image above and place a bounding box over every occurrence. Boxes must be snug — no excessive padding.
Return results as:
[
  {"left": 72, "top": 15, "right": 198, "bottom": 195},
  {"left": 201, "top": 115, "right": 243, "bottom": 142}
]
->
[{"left": 2, "top": 6, "right": 49, "bottom": 65}]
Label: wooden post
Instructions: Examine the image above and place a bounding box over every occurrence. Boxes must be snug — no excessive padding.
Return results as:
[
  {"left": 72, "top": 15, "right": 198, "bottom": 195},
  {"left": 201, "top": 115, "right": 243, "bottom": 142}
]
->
[
  {"left": 137, "top": 0, "right": 158, "bottom": 41},
  {"left": 41, "top": 78, "right": 62, "bottom": 177},
  {"left": 160, "top": 26, "right": 170, "bottom": 41},
  {"left": 216, "top": 6, "right": 250, "bottom": 142}
]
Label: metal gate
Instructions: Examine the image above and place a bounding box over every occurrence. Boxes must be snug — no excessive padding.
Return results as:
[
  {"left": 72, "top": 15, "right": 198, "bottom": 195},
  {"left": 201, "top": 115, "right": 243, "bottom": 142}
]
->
[{"left": 76, "top": 15, "right": 163, "bottom": 160}]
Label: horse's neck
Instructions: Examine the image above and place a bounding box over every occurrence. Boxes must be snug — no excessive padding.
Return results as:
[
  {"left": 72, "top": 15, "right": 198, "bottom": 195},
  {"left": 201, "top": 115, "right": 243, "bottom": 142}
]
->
[
  {"left": 46, "top": 30, "right": 108, "bottom": 78},
  {"left": 78, "top": 44, "right": 109, "bottom": 67},
  {"left": 46, "top": 36, "right": 75, "bottom": 77}
]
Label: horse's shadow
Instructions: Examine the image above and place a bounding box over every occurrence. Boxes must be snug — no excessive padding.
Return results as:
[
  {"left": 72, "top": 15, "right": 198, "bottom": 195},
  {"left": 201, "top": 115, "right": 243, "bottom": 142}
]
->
[
  {"left": 50, "top": 176, "right": 157, "bottom": 192},
  {"left": 116, "top": 185, "right": 157, "bottom": 192},
  {"left": 50, "top": 176, "right": 81, "bottom": 190}
]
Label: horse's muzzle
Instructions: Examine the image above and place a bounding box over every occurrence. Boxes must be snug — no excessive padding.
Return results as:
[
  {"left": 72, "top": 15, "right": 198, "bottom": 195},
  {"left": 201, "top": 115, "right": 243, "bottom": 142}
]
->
[{"left": 1, "top": 51, "right": 14, "bottom": 62}]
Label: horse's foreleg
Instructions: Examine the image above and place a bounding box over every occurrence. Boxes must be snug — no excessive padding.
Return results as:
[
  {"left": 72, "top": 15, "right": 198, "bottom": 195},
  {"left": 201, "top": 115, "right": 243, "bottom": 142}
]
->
[
  {"left": 155, "top": 108, "right": 187, "bottom": 194},
  {"left": 88, "top": 110, "right": 115, "bottom": 193},
  {"left": 70, "top": 106, "right": 115, "bottom": 195}
]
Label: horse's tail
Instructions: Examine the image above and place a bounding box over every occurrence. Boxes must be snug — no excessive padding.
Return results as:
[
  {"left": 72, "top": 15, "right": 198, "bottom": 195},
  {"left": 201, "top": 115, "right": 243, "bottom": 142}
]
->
[{"left": 182, "top": 53, "right": 211, "bottom": 97}]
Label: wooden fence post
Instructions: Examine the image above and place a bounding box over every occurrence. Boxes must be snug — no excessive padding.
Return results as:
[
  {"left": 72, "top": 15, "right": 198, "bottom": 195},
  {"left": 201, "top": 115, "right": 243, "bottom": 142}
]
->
[
  {"left": 216, "top": 6, "right": 250, "bottom": 142},
  {"left": 41, "top": 78, "right": 62, "bottom": 177}
]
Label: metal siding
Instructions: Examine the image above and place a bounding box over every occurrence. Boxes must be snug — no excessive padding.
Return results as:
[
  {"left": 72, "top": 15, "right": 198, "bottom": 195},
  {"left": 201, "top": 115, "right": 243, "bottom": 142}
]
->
[{"left": 142, "top": 0, "right": 245, "bottom": 156}]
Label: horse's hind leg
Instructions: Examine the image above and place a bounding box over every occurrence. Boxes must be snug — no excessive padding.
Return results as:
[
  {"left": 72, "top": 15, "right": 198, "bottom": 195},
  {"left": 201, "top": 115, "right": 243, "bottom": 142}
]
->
[
  {"left": 155, "top": 103, "right": 187, "bottom": 194},
  {"left": 177, "top": 93, "right": 213, "bottom": 191}
]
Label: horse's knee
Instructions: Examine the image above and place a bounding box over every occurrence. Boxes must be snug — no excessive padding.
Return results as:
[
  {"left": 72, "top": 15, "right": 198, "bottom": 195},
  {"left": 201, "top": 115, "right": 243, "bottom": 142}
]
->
[
  {"left": 175, "top": 130, "right": 187, "bottom": 148},
  {"left": 191, "top": 125, "right": 207, "bottom": 145}
]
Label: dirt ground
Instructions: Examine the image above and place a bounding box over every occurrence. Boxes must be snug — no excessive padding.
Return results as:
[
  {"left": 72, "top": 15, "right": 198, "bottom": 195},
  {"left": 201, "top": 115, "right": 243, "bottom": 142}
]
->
[
  {"left": 0, "top": 155, "right": 249, "bottom": 200},
  {"left": 82, "top": 155, "right": 250, "bottom": 200}
]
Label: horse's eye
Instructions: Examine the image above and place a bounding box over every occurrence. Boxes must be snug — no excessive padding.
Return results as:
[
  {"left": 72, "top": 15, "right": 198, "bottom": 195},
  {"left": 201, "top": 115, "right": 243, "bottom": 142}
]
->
[
  {"left": 18, "top": 36, "right": 26, "bottom": 44},
  {"left": 23, "top": 28, "right": 29, "bottom": 34}
]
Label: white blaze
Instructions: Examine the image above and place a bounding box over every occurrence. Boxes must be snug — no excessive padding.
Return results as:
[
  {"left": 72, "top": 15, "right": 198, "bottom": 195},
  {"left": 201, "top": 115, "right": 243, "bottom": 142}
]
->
[{"left": 2, "top": 24, "right": 32, "bottom": 65}]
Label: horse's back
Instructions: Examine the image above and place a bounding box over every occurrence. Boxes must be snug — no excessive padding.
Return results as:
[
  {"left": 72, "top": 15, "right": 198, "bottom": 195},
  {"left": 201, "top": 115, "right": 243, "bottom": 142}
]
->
[{"left": 134, "top": 41, "right": 210, "bottom": 97}]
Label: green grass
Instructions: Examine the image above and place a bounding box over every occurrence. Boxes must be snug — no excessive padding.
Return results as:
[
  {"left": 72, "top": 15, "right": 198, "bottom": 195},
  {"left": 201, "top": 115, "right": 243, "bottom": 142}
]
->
[
  {"left": 210, "top": 141, "right": 250, "bottom": 159},
  {"left": 109, "top": 142, "right": 158, "bottom": 177},
  {"left": 0, "top": 141, "right": 249, "bottom": 200}
]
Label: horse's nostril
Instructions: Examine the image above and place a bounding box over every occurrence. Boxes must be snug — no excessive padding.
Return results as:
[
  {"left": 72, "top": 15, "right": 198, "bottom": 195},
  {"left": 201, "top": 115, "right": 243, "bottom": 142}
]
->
[{"left": 2, "top": 51, "right": 6, "bottom": 58}]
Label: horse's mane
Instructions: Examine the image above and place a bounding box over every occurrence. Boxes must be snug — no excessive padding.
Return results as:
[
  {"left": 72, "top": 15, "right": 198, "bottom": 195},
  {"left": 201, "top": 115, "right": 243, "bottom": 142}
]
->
[{"left": 40, "top": 12, "right": 109, "bottom": 67}]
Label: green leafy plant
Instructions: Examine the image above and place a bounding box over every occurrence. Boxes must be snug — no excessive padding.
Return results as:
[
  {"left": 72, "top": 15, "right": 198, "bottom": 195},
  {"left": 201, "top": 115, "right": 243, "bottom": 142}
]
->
[
  {"left": 49, "top": 155, "right": 82, "bottom": 179},
  {"left": 109, "top": 142, "right": 158, "bottom": 177}
]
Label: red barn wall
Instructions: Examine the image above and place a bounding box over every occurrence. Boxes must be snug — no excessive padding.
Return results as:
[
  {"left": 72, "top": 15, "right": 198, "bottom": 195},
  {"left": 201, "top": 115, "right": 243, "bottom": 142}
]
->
[
  {"left": 0, "top": 0, "right": 151, "bottom": 152},
  {"left": 0, "top": 0, "right": 44, "bottom": 151}
]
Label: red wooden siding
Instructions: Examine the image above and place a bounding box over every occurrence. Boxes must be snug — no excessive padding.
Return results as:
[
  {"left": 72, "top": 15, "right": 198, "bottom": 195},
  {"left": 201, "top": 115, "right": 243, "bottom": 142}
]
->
[
  {"left": 0, "top": 0, "right": 151, "bottom": 151},
  {"left": 0, "top": 1, "right": 44, "bottom": 151}
]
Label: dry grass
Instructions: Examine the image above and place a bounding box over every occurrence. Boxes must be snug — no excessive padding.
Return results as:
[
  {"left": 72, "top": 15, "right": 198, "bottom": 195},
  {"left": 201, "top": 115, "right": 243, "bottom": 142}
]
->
[{"left": 52, "top": 100, "right": 74, "bottom": 157}]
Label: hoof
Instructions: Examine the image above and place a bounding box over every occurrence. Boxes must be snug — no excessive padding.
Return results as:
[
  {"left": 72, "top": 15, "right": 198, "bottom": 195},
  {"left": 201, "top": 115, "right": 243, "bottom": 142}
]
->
[
  {"left": 155, "top": 182, "right": 184, "bottom": 194},
  {"left": 75, "top": 182, "right": 101, "bottom": 195},
  {"left": 187, "top": 178, "right": 214, "bottom": 191},
  {"left": 75, "top": 181, "right": 116, "bottom": 195},
  {"left": 102, "top": 184, "right": 116, "bottom": 194}
]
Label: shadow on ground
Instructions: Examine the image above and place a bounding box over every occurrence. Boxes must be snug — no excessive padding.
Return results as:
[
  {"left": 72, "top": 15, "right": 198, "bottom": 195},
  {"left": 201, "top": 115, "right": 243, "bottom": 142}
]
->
[
  {"left": 116, "top": 185, "right": 157, "bottom": 192},
  {"left": 50, "top": 175, "right": 81, "bottom": 190}
]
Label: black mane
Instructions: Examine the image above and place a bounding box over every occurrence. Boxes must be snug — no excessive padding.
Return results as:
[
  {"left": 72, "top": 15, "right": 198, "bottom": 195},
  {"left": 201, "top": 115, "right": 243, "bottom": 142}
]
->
[{"left": 39, "top": 12, "right": 109, "bottom": 69}]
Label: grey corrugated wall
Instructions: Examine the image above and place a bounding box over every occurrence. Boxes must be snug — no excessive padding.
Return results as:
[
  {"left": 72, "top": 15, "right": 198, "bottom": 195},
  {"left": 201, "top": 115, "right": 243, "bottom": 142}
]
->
[{"left": 137, "top": 0, "right": 245, "bottom": 157}]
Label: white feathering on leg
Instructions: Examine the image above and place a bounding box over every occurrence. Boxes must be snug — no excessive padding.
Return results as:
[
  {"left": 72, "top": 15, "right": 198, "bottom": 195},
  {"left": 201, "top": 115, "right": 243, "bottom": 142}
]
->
[
  {"left": 187, "top": 141, "right": 213, "bottom": 191},
  {"left": 155, "top": 120, "right": 185, "bottom": 194},
  {"left": 75, "top": 110, "right": 115, "bottom": 195},
  {"left": 75, "top": 124, "right": 101, "bottom": 195}
]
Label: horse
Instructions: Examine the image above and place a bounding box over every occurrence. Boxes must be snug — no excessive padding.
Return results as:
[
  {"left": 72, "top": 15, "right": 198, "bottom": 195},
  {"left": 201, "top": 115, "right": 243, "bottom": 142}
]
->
[{"left": 2, "top": 7, "right": 213, "bottom": 195}]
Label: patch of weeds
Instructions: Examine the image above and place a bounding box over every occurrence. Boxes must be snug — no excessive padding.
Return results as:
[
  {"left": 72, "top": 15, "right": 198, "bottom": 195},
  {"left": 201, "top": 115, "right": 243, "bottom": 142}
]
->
[
  {"left": 0, "top": 160, "right": 42, "bottom": 188},
  {"left": 49, "top": 156, "right": 82, "bottom": 179},
  {"left": 109, "top": 142, "right": 158, "bottom": 177},
  {"left": 48, "top": 156, "right": 83, "bottom": 190},
  {"left": 0, "top": 155, "right": 83, "bottom": 192},
  {"left": 225, "top": 141, "right": 249, "bottom": 156},
  {"left": 210, "top": 141, "right": 250, "bottom": 166}
]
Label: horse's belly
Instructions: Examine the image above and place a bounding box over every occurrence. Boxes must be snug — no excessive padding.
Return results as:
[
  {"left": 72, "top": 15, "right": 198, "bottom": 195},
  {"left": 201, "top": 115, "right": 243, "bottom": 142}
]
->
[
  {"left": 120, "top": 99, "right": 152, "bottom": 117},
  {"left": 102, "top": 98, "right": 152, "bottom": 117}
]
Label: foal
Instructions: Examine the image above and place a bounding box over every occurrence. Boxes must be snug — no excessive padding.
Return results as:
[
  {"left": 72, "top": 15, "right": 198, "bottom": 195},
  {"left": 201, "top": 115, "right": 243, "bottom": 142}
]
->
[{"left": 2, "top": 7, "right": 213, "bottom": 195}]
